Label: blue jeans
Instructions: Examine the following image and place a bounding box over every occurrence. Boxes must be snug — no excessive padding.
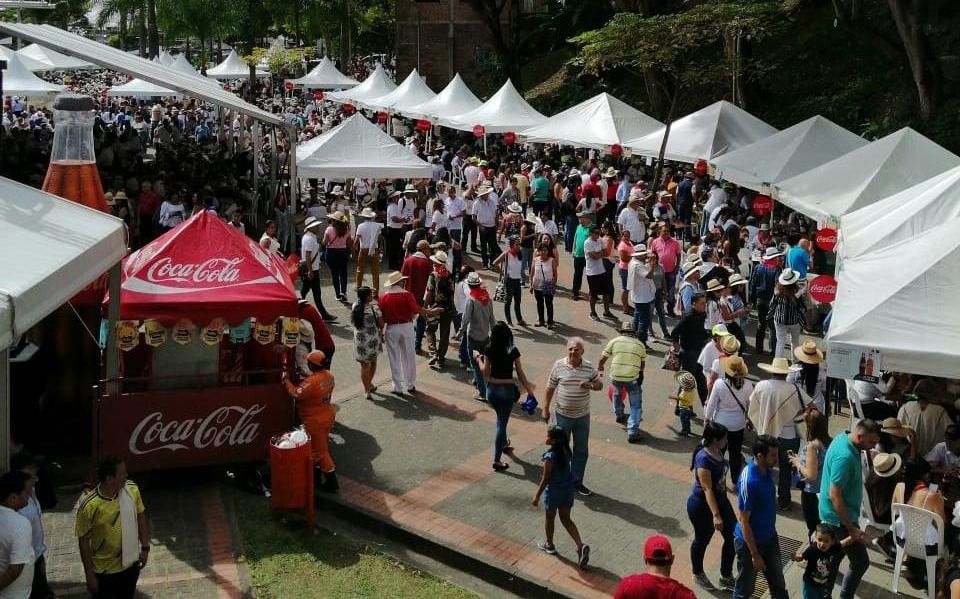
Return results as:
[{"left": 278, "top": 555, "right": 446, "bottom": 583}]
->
[
  {"left": 554, "top": 412, "right": 590, "bottom": 486},
  {"left": 415, "top": 314, "right": 425, "bottom": 351},
  {"left": 679, "top": 406, "right": 693, "bottom": 434},
  {"left": 468, "top": 337, "right": 487, "bottom": 396},
  {"left": 838, "top": 540, "right": 870, "bottom": 599},
  {"left": 687, "top": 492, "right": 736, "bottom": 576},
  {"left": 611, "top": 380, "right": 643, "bottom": 435},
  {"left": 650, "top": 289, "right": 670, "bottom": 337},
  {"left": 487, "top": 383, "right": 517, "bottom": 463},
  {"left": 803, "top": 582, "right": 830, "bottom": 599},
  {"left": 520, "top": 248, "right": 533, "bottom": 285},
  {"left": 777, "top": 436, "right": 801, "bottom": 508},
  {"left": 453, "top": 314, "right": 469, "bottom": 366},
  {"left": 632, "top": 301, "right": 652, "bottom": 343},
  {"left": 564, "top": 214, "right": 577, "bottom": 252},
  {"left": 664, "top": 272, "right": 677, "bottom": 315},
  {"left": 733, "top": 536, "right": 787, "bottom": 599}
]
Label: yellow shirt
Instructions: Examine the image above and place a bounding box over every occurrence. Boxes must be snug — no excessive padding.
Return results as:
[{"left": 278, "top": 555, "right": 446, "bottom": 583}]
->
[
  {"left": 515, "top": 176, "right": 530, "bottom": 203},
  {"left": 75, "top": 481, "right": 145, "bottom": 574},
  {"left": 600, "top": 335, "right": 646, "bottom": 382},
  {"left": 678, "top": 388, "right": 696, "bottom": 409}
]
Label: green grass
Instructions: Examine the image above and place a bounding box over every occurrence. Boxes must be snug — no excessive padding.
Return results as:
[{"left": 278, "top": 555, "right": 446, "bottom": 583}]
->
[{"left": 231, "top": 492, "right": 480, "bottom": 599}]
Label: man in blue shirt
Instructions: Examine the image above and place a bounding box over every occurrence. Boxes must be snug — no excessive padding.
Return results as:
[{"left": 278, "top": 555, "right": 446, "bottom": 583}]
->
[
  {"left": 733, "top": 435, "right": 787, "bottom": 599},
  {"left": 819, "top": 419, "right": 881, "bottom": 599},
  {"left": 786, "top": 238, "right": 812, "bottom": 277},
  {"left": 749, "top": 247, "right": 783, "bottom": 355}
]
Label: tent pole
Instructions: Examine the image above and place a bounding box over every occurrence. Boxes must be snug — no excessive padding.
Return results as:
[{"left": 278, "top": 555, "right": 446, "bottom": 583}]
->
[
  {"left": 483, "top": 133, "right": 487, "bottom": 155},
  {"left": 104, "top": 263, "right": 121, "bottom": 397},
  {"left": 286, "top": 122, "right": 299, "bottom": 254},
  {"left": 252, "top": 123, "right": 260, "bottom": 204},
  {"left": 0, "top": 347, "right": 8, "bottom": 472}
]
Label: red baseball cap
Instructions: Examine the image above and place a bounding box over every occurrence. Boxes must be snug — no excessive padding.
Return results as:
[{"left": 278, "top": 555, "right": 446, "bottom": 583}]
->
[{"left": 643, "top": 535, "right": 674, "bottom": 561}]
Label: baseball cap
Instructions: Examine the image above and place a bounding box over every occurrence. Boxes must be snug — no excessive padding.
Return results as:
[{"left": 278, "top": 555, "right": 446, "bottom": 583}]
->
[{"left": 643, "top": 535, "right": 674, "bottom": 561}]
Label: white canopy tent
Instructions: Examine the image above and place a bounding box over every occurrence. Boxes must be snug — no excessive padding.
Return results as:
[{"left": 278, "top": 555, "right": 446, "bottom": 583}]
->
[
  {"left": 108, "top": 76, "right": 180, "bottom": 98},
  {"left": 359, "top": 68, "right": 435, "bottom": 113},
  {"left": 158, "top": 49, "right": 174, "bottom": 66},
  {"left": 827, "top": 219, "right": 960, "bottom": 379},
  {"left": 288, "top": 56, "right": 359, "bottom": 89},
  {"left": 0, "top": 45, "right": 52, "bottom": 72},
  {"left": 839, "top": 164, "right": 960, "bottom": 258},
  {"left": 18, "top": 43, "right": 93, "bottom": 70},
  {"left": 296, "top": 114, "right": 432, "bottom": 179},
  {"left": 0, "top": 177, "right": 127, "bottom": 470},
  {"left": 774, "top": 127, "right": 960, "bottom": 225},
  {"left": 206, "top": 49, "right": 269, "bottom": 79},
  {"left": 712, "top": 115, "right": 867, "bottom": 191},
  {"left": 519, "top": 92, "right": 663, "bottom": 150},
  {"left": 325, "top": 64, "right": 396, "bottom": 105},
  {"left": 443, "top": 79, "right": 546, "bottom": 133},
  {"left": 168, "top": 53, "right": 220, "bottom": 87},
  {"left": 626, "top": 100, "right": 777, "bottom": 163},
  {"left": 2, "top": 54, "right": 64, "bottom": 96},
  {"left": 400, "top": 73, "right": 481, "bottom": 122}
]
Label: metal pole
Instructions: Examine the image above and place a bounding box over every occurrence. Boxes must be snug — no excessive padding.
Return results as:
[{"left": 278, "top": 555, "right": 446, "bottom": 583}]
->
[
  {"left": 104, "top": 263, "right": 121, "bottom": 397},
  {"left": 286, "top": 123, "right": 299, "bottom": 253},
  {"left": 0, "top": 347, "right": 9, "bottom": 471}
]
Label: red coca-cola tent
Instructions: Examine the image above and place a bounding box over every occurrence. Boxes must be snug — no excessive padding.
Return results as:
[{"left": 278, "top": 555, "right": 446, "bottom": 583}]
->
[{"left": 112, "top": 210, "right": 296, "bottom": 324}]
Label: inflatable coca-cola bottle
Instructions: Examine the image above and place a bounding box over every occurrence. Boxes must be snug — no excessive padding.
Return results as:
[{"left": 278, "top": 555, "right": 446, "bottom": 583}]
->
[{"left": 42, "top": 93, "right": 108, "bottom": 212}]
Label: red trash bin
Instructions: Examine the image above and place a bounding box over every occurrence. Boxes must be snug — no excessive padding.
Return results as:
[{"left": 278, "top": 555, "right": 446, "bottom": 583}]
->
[{"left": 269, "top": 437, "right": 315, "bottom": 527}]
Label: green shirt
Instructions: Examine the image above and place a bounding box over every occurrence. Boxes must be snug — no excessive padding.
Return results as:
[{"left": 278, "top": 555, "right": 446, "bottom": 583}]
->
[
  {"left": 531, "top": 176, "right": 550, "bottom": 202},
  {"left": 600, "top": 335, "right": 646, "bottom": 382},
  {"left": 573, "top": 224, "right": 591, "bottom": 258},
  {"left": 818, "top": 432, "right": 861, "bottom": 528}
]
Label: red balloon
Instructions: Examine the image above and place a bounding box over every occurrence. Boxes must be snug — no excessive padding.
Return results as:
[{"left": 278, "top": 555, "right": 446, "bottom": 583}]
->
[
  {"left": 503, "top": 131, "right": 516, "bottom": 145},
  {"left": 376, "top": 112, "right": 389, "bottom": 124},
  {"left": 343, "top": 103, "right": 355, "bottom": 114},
  {"left": 815, "top": 228, "right": 838, "bottom": 252},
  {"left": 610, "top": 144, "right": 623, "bottom": 156},
  {"left": 313, "top": 90, "right": 324, "bottom": 101},
  {"left": 416, "top": 119, "right": 432, "bottom": 132},
  {"left": 752, "top": 194, "right": 773, "bottom": 216},
  {"left": 284, "top": 80, "right": 294, "bottom": 91},
  {"left": 694, "top": 158, "right": 709, "bottom": 177},
  {"left": 472, "top": 124, "right": 485, "bottom": 138},
  {"left": 808, "top": 275, "right": 838, "bottom": 304}
]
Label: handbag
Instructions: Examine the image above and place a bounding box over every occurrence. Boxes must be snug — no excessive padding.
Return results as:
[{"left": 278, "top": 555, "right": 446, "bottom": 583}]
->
[
  {"left": 493, "top": 269, "right": 507, "bottom": 303},
  {"left": 724, "top": 380, "right": 755, "bottom": 432},
  {"left": 539, "top": 262, "right": 555, "bottom": 296},
  {"left": 662, "top": 346, "right": 681, "bottom": 371}
]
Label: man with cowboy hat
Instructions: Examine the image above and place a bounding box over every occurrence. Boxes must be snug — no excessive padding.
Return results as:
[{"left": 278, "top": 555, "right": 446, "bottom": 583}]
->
[
  {"left": 617, "top": 189, "right": 645, "bottom": 244},
  {"left": 283, "top": 350, "right": 339, "bottom": 492},
  {"left": 898, "top": 379, "right": 949, "bottom": 459},
  {"left": 748, "top": 357, "right": 814, "bottom": 510},
  {"left": 676, "top": 261, "right": 702, "bottom": 315},
  {"left": 354, "top": 206, "right": 383, "bottom": 295},
  {"left": 598, "top": 321, "right": 647, "bottom": 443},
  {"left": 300, "top": 216, "right": 335, "bottom": 321},
  {"left": 385, "top": 190, "right": 409, "bottom": 270},
  {"left": 749, "top": 246, "right": 784, "bottom": 355},
  {"left": 378, "top": 272, "right": 423, "bottom": 396},
  {"left": 474, "top": 185, "right": 500, "bottom": 269},
  {"left": 401, "top": 240, "right": 434, "bottom": 354},
  {"left": 423, "top": 250, "right": 454, "bottom": 368},
  {"left": 627, "top": 244, "right": 656, "bottom": 345}
]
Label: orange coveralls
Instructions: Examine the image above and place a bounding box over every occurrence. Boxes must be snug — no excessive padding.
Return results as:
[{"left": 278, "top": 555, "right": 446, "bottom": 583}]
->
[{"left": 284, "top": 370, "right": 336, "bottom": 472}]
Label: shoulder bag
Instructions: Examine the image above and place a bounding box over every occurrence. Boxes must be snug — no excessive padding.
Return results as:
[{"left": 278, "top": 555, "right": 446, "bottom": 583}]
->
[
  {"left": 540, "top": 261, "right": 555, "bottom": 296},
  {"left": 723, "top": 380, "right": 755, "bottom": 432},
  {"left": 493, "top": 268, "right": 507, "bottom": 303}
]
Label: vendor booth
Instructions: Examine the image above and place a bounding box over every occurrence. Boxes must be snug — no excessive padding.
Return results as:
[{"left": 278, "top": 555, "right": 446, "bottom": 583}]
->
[
  {"left": 442, "top": 79, "right": 546, "bottom": 133},
  {"left": 399, "top": 73, "right": 481, "bottom": 122},
  {"left": 288, "top": 56, "right": 359, "bottom": 90},
  {"left": 97, "top": 211, "right": 298, "bottom": 472},
  {"left": 519, "top": 92, "right": 663, "bottom": 150},
  {"left": 325, "top": 63, "right": 396, "bottom": 105}
]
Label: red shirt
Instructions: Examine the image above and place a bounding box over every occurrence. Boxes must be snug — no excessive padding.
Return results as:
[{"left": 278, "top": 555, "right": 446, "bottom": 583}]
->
[
  {"left": 298, "top": 303, "right": 334, "bottom": 353},
  {"left": 378, "top": 289, "right": 420, "bottom": 324},
  {"left": 613, "top": 573, "right": 696, "bottom": 599},
  {"left": 400, "top": 254, "right": 433, "bottom": 305}
]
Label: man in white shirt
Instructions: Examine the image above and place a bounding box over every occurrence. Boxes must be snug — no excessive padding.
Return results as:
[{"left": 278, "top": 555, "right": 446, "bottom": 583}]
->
[
  {"left": 0, "top": 471, "right": 35, "bottom": 599},
  {"left": 443, "top": 185, "right": 466, "bottom": 273},
  {"left": 617, "top": 192, "right": 645, "bottom": 244},
  {"left": 463, "top": 157, "right": 480, "bottom": 188},
  {"left": 701, "top": 181, "right": 728, "bottom": 236},
  {"left": 627, "top": 246, "right": 656, "bottom": 344},
  {"left": 473, "top": 186, "right": 500, "bottom": 268},
  {"left": 583, "top": 225, "right": 612, "bottom": 320},
  {"left": 354, "top": 207, "right": 384, "bottom": 295},
  {"left": 385, "top": 191, "right": 412, "bottom": 270},
  {"left": 430, "top": 157, "right": 444, "bottom": 182},
  {"left": 301, "top": 217, "right": 334, "bottom": 320}
]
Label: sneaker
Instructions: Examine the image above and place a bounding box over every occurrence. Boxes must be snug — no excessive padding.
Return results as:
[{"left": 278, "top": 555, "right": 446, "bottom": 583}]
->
[
  {"left": 577, "top": 544, "right": 590, "bottom": 568},
  {"left": 428, "top": 356, "right": 438, "bottom": 366},
  {"left": 615, "top": 414, "right": 628, "bottom": 425},
  {"left": 575, "top": 484, "right": 594, "bottom": 497},
  {"left": 718, "top": 574, "right": 736, "bottom": 589},
  {"left": 492, "top": 462, "right": 509, "bottom": 472},
  {"left": 627, "top": 434, "right": 643, "bottom": 444},
  {"left": 602, "top": 311, "right": 616, "bottom": 319},
  {"left": 407, "top": 387, "right": 417, "bottom": 395},
  {"left": 693, "top": 573, "right": 716, "bottom": 590},
  {"left": 537, "top": 541, "right": 557, "bottom": 555},
  {"left": 589, "top": 313, "right": 600, "bottom": 321}
]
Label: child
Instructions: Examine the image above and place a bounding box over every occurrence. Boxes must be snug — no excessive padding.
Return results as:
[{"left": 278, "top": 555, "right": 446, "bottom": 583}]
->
[
  {"left": 791, "top": 523, "right": 850, "bottom": 598},
  {"left": 672, "top": 370, "right": 697, "bottom": 436},
  {"left": 532, "top": 426, "right": 590, "bottom": 568}
]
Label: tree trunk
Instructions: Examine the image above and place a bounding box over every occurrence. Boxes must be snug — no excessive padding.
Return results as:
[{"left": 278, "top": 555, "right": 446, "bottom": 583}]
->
[
  {"left": 653, "top": 82, "right": 680, "bottom": 190},
  {"left": 119, "top": 12, "right": 128, "bottom": 51},
  {"left": 147, "top": 0, "right": 159, "bottom": 58},
  {"left": 217, "top": 37, "right": 223, "bottom": 63},
  {"left": 138, "top": 9, "right": 146, "bottom": 58},
  {"left": 887, "top": 0, "right": 940, "bottom": 121}
]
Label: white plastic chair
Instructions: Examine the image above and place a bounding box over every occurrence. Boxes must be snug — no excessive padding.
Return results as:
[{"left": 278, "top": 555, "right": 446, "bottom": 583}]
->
[
  {"left": 890, "top": 503, "right": 944, "bottom": 599},
  {"left": 858, "top": 451, "right": 886, "bottom": 531},
  {"left": 846, "top": 379, "right": 864, "bottom": 429}
]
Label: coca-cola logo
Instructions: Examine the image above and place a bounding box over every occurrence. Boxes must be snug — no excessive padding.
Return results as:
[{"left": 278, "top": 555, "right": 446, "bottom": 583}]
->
[
  {"left": 808, "top": 275, "right": 838, "bottom": 304},
  {"left": 128, "top": 404, "right": 265, "bottom": 455},
  {"left": 815, "top": 228, "right": 838, "bottom": 252},
  {"left": 146, "top": 257, "right": 243, "bottom": 284}
]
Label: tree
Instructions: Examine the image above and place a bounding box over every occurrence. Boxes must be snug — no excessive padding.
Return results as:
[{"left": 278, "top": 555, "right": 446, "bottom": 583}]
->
[{"left": 463, "top": 0, "right": 522, "bottom": 87}]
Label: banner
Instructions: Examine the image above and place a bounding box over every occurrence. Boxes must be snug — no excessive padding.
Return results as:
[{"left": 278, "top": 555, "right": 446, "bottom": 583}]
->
[
  {"left": 172, "top": 319, "right": 194, "bottom": 345},
  {"left": 202, "top": 318, "right": 225, "bottom": 346},
  {"left": 117, "top": 320, "right": 139, "bottom": 352},
  {"left": 144, "top": 319, "right": 166, "bottom": 347},
  {"left": 280, "top": 317, "right": 300, "bottom": 347},
  {"left": 255, "top": 320, "right": 276, "bottom": 345}
]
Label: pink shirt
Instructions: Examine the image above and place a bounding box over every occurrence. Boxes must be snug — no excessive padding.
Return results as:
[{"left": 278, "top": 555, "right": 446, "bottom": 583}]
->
[
  {"left": 617, "top": 239, "right": 634, "bottom": 269},
  {"left": 651, "top": 236, "right": 682, "bottom": 273},
  {"left": 323, "top": 226, "right": 349, "bottom": 249}
]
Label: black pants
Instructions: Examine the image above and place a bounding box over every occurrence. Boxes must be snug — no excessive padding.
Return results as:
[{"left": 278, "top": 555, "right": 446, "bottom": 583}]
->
[
  {"left": 572, "top": 257, "right": 586, "bottom": 297},
  {"left": 726, "top": 428, "right": 745, "bottom": 487},
  {"left": 93, "top": 564, "right": 140, "bottom": 599},
  {"left": 462, "top": 215, "right": 478, "bottom": 251},
  {"left": 687, "top": 492, "right": 736, "bottom": 577},
  {"left": 801, "top": 490, "right": 820, "bottom": 537},
  {"left": 755, "top": 298, "right": 777, "bottom": 355},
  {"left": 324, "top": 247, "right": 349, "bottom": 298},
  {"left": 387, "top": 227, "right": 405, "bottom": 270},
  {"left": 479, "top": 226, "right": 499, "bottom": 267},
  {"left": 504, "top": 277, "right": 523, "bottom": 323},
  {"left": 31, "top": 554, "right": 52, "bottom": 599},
  {"left": 534, "top": 290, "right": 554, "bottom": 324},
  {"left": 301, "top": 271, "right": 330, "bottom": 317}
]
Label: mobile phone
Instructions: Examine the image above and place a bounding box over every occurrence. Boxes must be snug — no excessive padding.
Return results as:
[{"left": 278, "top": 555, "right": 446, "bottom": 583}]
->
[{"left": 786, "top": 450, "right": 795, "bottom": 458}]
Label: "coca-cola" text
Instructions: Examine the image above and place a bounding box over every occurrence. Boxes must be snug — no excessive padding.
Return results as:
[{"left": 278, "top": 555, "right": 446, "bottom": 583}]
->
[
  {"left": 128, "top": 404, "right": 265, "bottom": 455},
  {"left": 146, "top": 257, "right": 243, "bottom": 284}
]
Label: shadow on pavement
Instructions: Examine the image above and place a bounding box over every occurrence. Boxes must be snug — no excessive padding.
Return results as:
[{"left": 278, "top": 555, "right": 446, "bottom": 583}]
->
[
  {"left": 581, "top": 493, "right": 687, "bottom": 538},
  {"left": 368, "top": 389, "right": 479, "bottom": 423}
]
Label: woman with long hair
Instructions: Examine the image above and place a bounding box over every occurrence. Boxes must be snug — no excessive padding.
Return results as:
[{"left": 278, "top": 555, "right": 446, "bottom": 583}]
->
[
  {"left": 787, "top": 339, "right": 827, "bottom": 413},
  {"left": 704, "top": 355, "right": 754, "bottom": 488},
  {"left": 530, "top": 242, "right": 558, "bottom": 328},
  {"left": 259, "top": 219, "right": 281, "bottom": 255},
  {"left": 350, "top": 286, "right": 384, "bottom": 399},
  {"left": 769, "top": 268, "right": 805, "bottom": 359},
  {"left": 722, "top": 224, "right": 741, "bottom": 268},
  {"left": 686, "top": 421, "right": 736, "bottom": 591},
  {"left": 475, "top": 322, "right": 536, "bottom": 471},
  {"left": 532, "top": 426, "right": 589, "bottom": 567},
  {"left": 493, "top": 236, "right": 527, "bottom": 326},
  {"left": 430, "top": 197, "right": 449, "bottom": 233},
  {"left": 322, "top": 213, "right": 353, "bottom": 302},
  {"left": 789, "top": 410, "right": 831, "bottom": 537}
]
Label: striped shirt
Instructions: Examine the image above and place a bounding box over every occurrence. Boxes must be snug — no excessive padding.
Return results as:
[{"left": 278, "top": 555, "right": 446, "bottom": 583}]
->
[
  {"left": 749, "top": 263, "right": 781, "bottom": 302},
  {"left": 548, "top": 358, "right": 600, "bottom": 418},
  {"left": 770, "top": 291, "right": 805, "bottom": 326},
  {"left": 600, "top": 336, "right": 646, "bottom": 382}
]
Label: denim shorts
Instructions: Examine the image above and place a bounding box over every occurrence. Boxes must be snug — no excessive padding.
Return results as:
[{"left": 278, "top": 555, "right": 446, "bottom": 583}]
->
[
  {"left": 619, "top": 267, "right": 628, "bottom": 290},
  {"left": 543, "top": 485, "right": 574, "bottom": 510}
]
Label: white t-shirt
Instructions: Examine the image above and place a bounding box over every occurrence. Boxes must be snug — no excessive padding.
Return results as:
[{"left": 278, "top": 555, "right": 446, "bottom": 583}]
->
[
  {"left": 444, "top": 196, "right": 465, "bottom": 229},
  {"left": 301, "top": 232, "right": 321, "bottom": 271},
  {"left": 698, "top": 342, "right": 721, "bottom": 372},
  {"left": 158, "top": 201, "right": 186, "bottom": 228},
  {"left": 355, "top": 221, "right": 383, "bottom": 250},
  {"left": 386, "top": 202, "right": 406, "bottom": 229},
  {"left": 629, "top": 261, "right": 656, "bottom": 304},
  {"left": 505, "top": 252, "right": 523, "bottom": 280},
  {"left": 536, "top": 219, "right": 559, "bottom": 238},
  {"left": 617, "top": 207, "right": 643, "bottom": 244},
  {"left": 583, "top": 238, "right": 606, "bottom": 276},
  {"left": 431, "top": 210, "right": 449, "bottom": 231},
  {"left": 0, "top": 506, "right": 35, "bottom": 599}
]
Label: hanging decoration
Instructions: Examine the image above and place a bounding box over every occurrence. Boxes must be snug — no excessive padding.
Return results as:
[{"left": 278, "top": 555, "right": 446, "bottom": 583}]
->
[
  {"left": 342, "top": 103, "right": 355, "bottom": 114},
  {"left": 202, "top": 318, "right": 225, "bottom": 346},
  {"left": 144, "top": 319, "right": 166, "bottom": 347},
  {"left": 255, "top": 320, "right": 276, "bottom": 345},
  {"left": 472, "top": 124, "right": 485, "bottom": 138},
  {"left": 610, "top": 144, "right": 623, "bottom": 156},
  {"left": 503, "top": 132, "right": 516, "bottom": 145},
  {"left": 230, "top": 320, "right": 252, "bottom": 344},
  {"left": 117, "top": 320, "right": 140, "bottom": 352},
  {"left": 416, "top": 119, "right": 432, "bottom": 133},
  {"left": 815, "top": 228, "right": 838, "bottom": 252},
  {"left": 280, "top": 317, "right": 301, "bottom": 347},
  {"left": 313, "top": 90, "right": 324, "bottom": 101},
  {"left": 694, "top": 159, "right": 709, "bottom": 177},
  {"left": 172, "top": 319, "right": 195, "bottom": 345},
  {"left": 752, "top": 194, "right": 774, "bottom": 216},
  {"left": 376, "top": 112, "right": 389, "bottom": 124}
]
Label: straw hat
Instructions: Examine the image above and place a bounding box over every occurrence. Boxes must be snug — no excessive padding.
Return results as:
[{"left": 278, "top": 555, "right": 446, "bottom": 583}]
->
[
  {"left": 880, "top": 418, "right": 914, "bottom": 439},
  {"left": 466, "top": 272, "right": 483, "bottom": 286},
  {"left": 404, "top": 183, "right": 417, "bottom": 194},
  {"left": 720, "top": 355, "right": 749, "bottom": 378},
  {"left": 758, "top": 357, "right": 798, "bottom": 375},
  {"left": 328, "top": 210, "right": 346, "bottom": 222},
  {"left": 619, "top": 321, "right": 635, "bottom": 333},
  {"left": 304, "top": 216, "right": 322, "bottom": 231},
  {"left": 359, "top": 207, "right": 377, "bottom": 219},
  {"left": 872, "top": 452, "right": 903, "bottom": 478},
  {"left": 330, "top": 185, "right": 344, "bottom": 196},
  {"left": 794, "top": 339, "right": 825, "bottom": 365},
  {"left": 779, "top": 268, "right": 800, "bottom": 286},
  {"left": 385, "top": 272, "right": 408, "bottom": 287},
  {"left": 604, "top": 166, "right": 619, "bottom": 178},
  {"left": 477, "top": 185, "right": 493, "bottom": 196},
  {"left": 720, "top": 335, "right": 740, "bottom": 355},
  {"left": 632, "top": 244, "right": 648, "bottom": 258},
  {"left": 681, "top": 261, "right": 700, "bottom": 277},
  {"left": 430, "top": 251, "right": 448, "bottom": 265},
  {"left": 705, "top": 279, "right": 727, "bottom": 293},
  {"left": 676, "top": 370, "right": 697, "bottom": 390},
  {"left": 763, "top": 246, "right": 782, "bottom": 259},
  {"left": 728, "top": 273, "right": 747, "bottom": 287},
  {"left": 507, "top": 201, "right": 523, "bottom": 213}
]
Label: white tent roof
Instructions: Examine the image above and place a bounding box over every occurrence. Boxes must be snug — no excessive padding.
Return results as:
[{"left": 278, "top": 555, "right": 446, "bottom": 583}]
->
[
  {"left": 712, "top": 115, "right": 867, "bottom": 191},
  {"left": 518, "top": 92, "right": 663, "bottom": 150},
  {"left": 442, "top": 79, "right": 546, "bottom": 133},
  {"left": 0, "top": 45, "right": 52, "bottom": 72},
  {"left": 206, "top": 49, "right": 268, "bottom": 79},
  {"left": 108, "top": 76, "right": 180, "bottom": 98},
  {"left": 18, "top": 43, "right": 93, "bottom": 70},
  {"left": 359, "top": 68, "right": 435, "bottom": 112},
  {"left": 289, "top": 56, "right": 359, "bottom": 90},
  {"left": 839, "top": 164, "right": 960, "bottom": 259},
  {"left": 827, "top": 219, "right": 960, "bottom": 378},
  {"left": 0, "top": 23, "right": 282, "bottom": 125},
  {"left": 399, "top": 73, "right": 481, "bottom": 121},
  {"left": 2, "top": 54, "right": 64, "bottom": 96},
  {"left": 168, "top": 54, "right": 220, "bottom": 87},
  {"left": 158, "top": 49, "right": 174, "bottom": 66},
  {"left": 774, "top": 127, "right": 960, "bottom": 225},
  {"left": 296, "top": 114, "right": 433, "bottom": 179},
  {"left": 325, "top": 64, "right": 396, "bottom": 105},
  {"left": 626, "top": 100, "right": 777, "bottom": 163},
  {"left": 0, "top": 177, "right": 127, "bottom": 350}
]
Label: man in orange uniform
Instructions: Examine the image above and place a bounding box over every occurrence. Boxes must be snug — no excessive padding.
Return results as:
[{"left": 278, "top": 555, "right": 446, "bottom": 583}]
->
[{"left": 283, "top": 350, "right": 338, "bottom": 493}]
